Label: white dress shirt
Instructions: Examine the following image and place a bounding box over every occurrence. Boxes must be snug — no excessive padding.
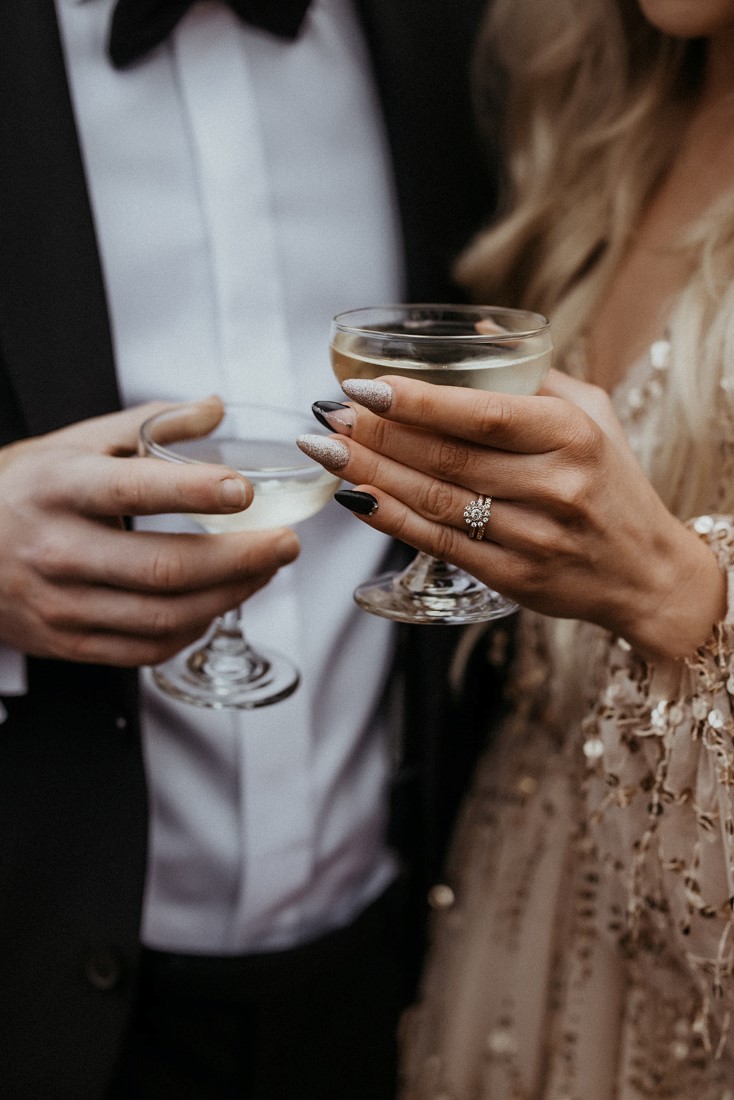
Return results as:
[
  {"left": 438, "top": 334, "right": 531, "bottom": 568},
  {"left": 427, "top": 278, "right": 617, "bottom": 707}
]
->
[{"left": 17, "top": 0, "right": 406, "bottom": 952}]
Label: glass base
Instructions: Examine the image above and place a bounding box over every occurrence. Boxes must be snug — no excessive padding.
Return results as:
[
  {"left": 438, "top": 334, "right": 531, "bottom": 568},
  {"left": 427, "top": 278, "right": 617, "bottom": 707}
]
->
[
  {"left": 152, "top": 631, "right": 300, "bottom": 709},
  {"left": 353, "top": 552, "right": 518, "bottom": 625}
]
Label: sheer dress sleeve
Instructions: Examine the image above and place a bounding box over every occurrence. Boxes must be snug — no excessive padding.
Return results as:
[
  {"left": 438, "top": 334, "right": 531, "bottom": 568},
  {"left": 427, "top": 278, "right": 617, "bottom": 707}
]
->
[{"left": 584, "top": 514, "right": 734, "bottom": 1052}]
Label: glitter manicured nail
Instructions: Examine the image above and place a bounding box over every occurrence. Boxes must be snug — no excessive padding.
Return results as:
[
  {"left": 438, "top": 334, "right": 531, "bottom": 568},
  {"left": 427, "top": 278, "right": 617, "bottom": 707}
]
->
[
  {"left": 340, "top": 378, "right": 393, "bottom": 414},
  {"left": 296, "top": 434, "right": 350, "bottom": 470}
]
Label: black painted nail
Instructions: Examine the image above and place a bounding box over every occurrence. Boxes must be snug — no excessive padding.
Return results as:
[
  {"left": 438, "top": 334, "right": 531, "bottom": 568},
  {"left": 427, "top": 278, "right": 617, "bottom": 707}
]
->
[
  {"left": 334, "top": 490, "right": 379, "bottom": 517},
  {"left": 311, "top": 401, "right": 355, "bottom": 432}
]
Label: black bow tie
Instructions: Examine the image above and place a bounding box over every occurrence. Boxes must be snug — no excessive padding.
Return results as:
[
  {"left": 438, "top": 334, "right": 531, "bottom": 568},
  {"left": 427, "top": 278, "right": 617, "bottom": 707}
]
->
[{"left": 108, "top": 0, "right": 312, "bottom": 69}]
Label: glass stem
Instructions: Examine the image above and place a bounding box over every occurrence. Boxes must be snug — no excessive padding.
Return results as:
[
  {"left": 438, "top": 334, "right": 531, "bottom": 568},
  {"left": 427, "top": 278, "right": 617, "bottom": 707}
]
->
[
  {"left": 218, "top": 608, "right": 244, "bottom": 635},
  {"left": 195, "top": 608, "right": 269, "bottom": 683},
  {"left": 397, "top": 551, "right": 462, "bottom": 595}
]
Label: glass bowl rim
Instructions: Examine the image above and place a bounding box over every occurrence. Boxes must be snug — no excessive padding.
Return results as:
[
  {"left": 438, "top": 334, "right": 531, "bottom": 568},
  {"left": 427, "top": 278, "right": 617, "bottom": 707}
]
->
[
  {"left": 139, "top": 401, "right": 321, "bottom": 477},
  {"left": 331, "top": 303, "right": 550, "bottom": 341}
]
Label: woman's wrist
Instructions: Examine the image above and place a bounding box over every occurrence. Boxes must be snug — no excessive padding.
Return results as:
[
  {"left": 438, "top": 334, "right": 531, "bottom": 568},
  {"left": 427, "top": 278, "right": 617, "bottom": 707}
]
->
[{"left": 615, "top": 523, "right": 727, "bottom": 663}]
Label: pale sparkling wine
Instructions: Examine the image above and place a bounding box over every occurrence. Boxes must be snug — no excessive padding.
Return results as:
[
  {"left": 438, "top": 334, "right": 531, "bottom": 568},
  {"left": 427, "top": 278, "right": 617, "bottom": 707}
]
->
[
  {"left": 331, "top": 336, "right": 552, "bottom": 395},
  {"left": 179, "top": 438, "right": 338, "bottom": 533}
]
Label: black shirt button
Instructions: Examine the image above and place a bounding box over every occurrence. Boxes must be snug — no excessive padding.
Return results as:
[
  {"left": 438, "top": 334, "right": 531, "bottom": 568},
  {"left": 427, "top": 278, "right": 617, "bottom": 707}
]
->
[{"left": 84, "top": 948, "right": 123, "bottom": 991}]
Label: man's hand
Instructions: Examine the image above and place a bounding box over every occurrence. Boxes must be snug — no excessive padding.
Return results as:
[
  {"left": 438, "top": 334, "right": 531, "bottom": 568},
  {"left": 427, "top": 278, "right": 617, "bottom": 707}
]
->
[{"left": 0, "top": 398, "right": 300, "bottom": 667}]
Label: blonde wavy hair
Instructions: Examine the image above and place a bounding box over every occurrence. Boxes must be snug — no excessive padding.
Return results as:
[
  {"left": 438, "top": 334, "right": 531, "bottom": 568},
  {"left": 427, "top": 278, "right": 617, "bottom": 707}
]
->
[{"left": 456, "top": 0, "right": 734, "bottom": 517}]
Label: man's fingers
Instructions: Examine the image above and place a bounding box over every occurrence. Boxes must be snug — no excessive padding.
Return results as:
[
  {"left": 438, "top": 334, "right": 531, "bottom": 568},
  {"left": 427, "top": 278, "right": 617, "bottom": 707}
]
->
[
  {"left": 26, "top": 523, "right": 300, "bottom": 593},
  {"left": 138, "top": 399, "right": 226, "bottom": 450},
  {"left": 47, "top": 400, "right": 176, "bottom": 455},
  {"left": 46, "top": 395, "right": 224, "bottom": 456},
  {"left": 9, "top": 396, "right": 244, "bottom": 519},
  {"left": 44, "top": 624, "right": 235, "bottom": 669},
  {"left": 33, "top": 572, "right": 278, "bottom": 641},
  {"left": 41, "top": 453, "right": 254, "bottom": 518}
]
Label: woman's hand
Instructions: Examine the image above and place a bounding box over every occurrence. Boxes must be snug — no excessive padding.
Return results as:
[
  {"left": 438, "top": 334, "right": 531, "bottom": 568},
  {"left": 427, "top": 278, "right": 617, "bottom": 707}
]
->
[{"left": 300, "top": 370, "right": 725, "bottom": 662}]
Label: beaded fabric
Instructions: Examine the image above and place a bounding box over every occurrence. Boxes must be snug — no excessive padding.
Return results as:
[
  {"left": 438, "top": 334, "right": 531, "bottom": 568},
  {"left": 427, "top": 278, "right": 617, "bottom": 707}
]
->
[{"left": 400, "top": 341, "right": 734, "bottom": 1100}]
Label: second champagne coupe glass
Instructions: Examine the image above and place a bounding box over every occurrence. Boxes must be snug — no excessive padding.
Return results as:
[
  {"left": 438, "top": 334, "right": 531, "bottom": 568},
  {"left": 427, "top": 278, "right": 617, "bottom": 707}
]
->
[
  {"left": 140, "top": 402, "right": 339, "bottom": 708},
  {"left": 329, "top": 305, "right": 553, "bottom": 624}
]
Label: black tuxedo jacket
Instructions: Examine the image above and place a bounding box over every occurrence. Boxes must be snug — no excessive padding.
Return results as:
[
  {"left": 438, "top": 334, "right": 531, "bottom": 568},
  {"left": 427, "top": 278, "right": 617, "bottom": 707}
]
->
[{"left": 0, "top": 1, "right": 494, "bottom": 1093}]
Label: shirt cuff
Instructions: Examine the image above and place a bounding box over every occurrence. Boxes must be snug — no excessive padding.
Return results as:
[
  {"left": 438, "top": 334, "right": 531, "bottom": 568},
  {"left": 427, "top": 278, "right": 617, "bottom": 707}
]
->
[{"left": 0, "top": 645, "right": 28, "bottom": 695}]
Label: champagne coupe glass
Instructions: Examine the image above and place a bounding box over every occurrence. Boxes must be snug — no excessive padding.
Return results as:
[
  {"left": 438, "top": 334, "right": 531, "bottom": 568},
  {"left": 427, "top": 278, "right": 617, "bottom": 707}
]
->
[
  {"left": 329, "top": 304, "right": 552, "bottom": 624},
  {"left": 140, "top": 402, "right": 339, "bottom": 708}
]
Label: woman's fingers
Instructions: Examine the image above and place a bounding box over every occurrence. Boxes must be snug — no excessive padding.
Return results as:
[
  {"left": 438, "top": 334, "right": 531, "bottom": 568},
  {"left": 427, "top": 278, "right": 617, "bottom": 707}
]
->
[
  {"left": 302, "top": 375, "right": 727, "bottom": 659},
  {"left": 297, "top": 428, "right": 582, "bottom": 518},
  {"left": 334, "top": 481, "right": 526, "bottom": 597},
  {"left": 539, "top": 368, "right": 631, "bottom": 449},
  {"left": 341, "top": 375, "right": 596, "bottom": 455},
  {"left": 296, "top": 431, "right": 572, "bottom": 580}
]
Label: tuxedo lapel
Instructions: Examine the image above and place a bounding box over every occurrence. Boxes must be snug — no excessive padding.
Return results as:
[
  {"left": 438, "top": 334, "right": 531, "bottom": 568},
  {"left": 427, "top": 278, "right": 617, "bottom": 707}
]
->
[
  {"left": 0, "top": 0, "right": 121, "bottom": 439},
  {"left": 356, "top": 0, "right": 501, "bottom": 926},
  {"left": 354, "top": 0, "right": 493, "bottom": 302}
]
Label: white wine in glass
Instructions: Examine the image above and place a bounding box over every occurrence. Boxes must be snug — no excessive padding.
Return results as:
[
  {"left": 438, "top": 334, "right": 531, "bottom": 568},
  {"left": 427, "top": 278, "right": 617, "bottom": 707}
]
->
[
  {"left": 183, "top": 439, "right": 337, "bottom": 533},
  {"left": 329, "top": 305, "right": 552, "bottom": 624},
  {"left": 140, "top": 402, "right": 339, "bottom": 708}
]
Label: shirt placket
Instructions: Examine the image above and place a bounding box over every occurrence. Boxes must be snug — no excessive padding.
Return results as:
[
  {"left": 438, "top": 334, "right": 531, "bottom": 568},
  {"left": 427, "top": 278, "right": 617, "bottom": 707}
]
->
[{"left": 173, "top": 9, "right": 314, "bottom": 946}]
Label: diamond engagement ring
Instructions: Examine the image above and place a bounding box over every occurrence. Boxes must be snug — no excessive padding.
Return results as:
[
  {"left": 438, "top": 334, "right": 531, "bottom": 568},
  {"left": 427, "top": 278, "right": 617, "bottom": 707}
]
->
[{"left": 463, "top": 494, "right": 492, "bottom": 540}]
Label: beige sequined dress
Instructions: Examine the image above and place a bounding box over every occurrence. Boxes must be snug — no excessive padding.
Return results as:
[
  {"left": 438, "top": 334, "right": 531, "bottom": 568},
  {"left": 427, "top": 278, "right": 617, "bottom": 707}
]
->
[{"left": 400, "top": 342, "right": 734, "bottom": 1100}]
